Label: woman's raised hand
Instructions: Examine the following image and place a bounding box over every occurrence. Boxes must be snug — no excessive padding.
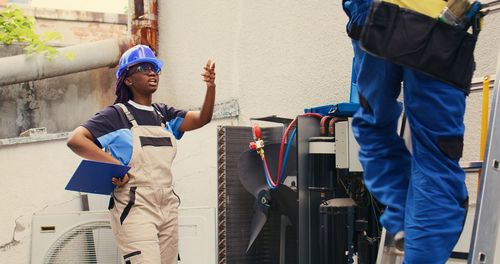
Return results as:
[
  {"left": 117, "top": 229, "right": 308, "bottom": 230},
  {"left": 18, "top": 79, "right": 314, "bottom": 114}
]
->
[{"left": 201, "top": 59, "right": 216, "bottom": 89}]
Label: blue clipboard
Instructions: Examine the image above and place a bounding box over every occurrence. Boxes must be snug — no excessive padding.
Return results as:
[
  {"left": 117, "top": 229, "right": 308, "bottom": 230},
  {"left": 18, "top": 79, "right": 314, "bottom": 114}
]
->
[{"left": 65, "top": 160, "right": 131, "bottom": 195}]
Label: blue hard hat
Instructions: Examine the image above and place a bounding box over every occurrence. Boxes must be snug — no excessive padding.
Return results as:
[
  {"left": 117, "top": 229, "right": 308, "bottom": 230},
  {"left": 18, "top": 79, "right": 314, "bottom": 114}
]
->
[{"left": 116, "top": 45, "right": 164, "bottom": 78}]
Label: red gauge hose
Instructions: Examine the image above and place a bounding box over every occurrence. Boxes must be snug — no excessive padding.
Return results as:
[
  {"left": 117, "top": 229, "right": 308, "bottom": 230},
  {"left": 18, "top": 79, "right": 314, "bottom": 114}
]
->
[{"left": 253, "top": 113, "right": 323, "bottom": 188}]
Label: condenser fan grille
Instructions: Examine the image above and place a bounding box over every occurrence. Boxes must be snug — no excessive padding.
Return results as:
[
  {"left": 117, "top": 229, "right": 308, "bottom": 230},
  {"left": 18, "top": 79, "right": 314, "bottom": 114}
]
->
[
  {"left": 217, "top": 126, "right": 286, "bottom": 263},
  {"left": 43, "top": 221, "right": 121, "bottom": 264}
]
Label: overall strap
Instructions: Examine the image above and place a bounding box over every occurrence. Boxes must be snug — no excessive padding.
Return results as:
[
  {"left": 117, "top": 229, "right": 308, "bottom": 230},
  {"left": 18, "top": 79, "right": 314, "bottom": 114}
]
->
[
  {"left": 114, "top": 103, "right": 139, "bottom": 127},
  {"left": 152, "top": 103, "right": 166, "bottom": 128}
]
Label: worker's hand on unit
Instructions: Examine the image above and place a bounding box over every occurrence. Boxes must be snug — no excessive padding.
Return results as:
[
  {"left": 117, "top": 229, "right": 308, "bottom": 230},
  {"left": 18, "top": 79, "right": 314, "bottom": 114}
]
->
[
  {"left": 112, "top": 173, "right": 130, "bottom": 187},
  {"left": 201, "top": 59, "right": 216, "bottom": 89}
]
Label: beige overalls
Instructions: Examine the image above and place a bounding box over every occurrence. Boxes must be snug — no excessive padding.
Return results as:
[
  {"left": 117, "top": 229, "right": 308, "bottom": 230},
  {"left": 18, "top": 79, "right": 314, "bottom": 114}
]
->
[{"left": 109, "top": 103, "right": 180, "bottom": 264}]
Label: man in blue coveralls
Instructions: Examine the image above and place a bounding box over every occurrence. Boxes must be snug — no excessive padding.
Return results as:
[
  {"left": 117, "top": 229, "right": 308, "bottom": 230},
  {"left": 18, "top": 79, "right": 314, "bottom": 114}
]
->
[{"left": 342, "top": 1, "right": 469, "bottom": 263}]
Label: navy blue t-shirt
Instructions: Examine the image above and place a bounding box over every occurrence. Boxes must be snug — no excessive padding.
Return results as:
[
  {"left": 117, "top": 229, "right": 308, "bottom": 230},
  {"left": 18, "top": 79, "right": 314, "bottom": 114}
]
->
[{"left": 82, "top": 100, "right": 187, "bottom": 165}]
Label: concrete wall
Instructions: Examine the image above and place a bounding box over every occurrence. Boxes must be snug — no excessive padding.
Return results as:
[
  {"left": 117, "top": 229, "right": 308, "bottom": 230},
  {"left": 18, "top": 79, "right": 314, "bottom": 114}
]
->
[
  {"left": 0, "top": 7, "right": 126, "bottom": 263},
  {"left": 0, "top": 139, "right": 82, "bottom": 263},
  {"left": 0, "top": 44, "right": 118, "bottom": 138},
  {"left": 0, "top": 7, "right": 127, "bottom": 139}
]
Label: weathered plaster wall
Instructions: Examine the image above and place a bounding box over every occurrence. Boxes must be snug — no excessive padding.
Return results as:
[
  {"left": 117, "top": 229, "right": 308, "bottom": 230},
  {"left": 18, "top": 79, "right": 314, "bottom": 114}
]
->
[
  {"left": 0, "top": 140, "right": 82, "bottom": 263},
  {"left": 0, "top": 7, "right": 126, "bottom": 263},
  {"left": 0, "top": 7, "right": 126, "bottom": 139},
  {"left": 0, "top": 44, "right": 117, "bottom": 138}
]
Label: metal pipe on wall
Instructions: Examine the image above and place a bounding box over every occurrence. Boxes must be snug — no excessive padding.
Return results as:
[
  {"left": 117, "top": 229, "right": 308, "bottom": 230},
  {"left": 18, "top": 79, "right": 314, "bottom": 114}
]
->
[
  {"left": 0, "top": 38, "right": 133, "bottom": 87},
  {"left": 129, "top": 0, "right": 158, "bottom": 52}
]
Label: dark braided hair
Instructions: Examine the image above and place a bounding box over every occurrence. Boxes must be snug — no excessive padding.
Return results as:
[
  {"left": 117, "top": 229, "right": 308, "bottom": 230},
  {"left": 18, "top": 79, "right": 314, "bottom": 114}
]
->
[{"left": 114, "top": 71, "right": 133, "bottom": 104}]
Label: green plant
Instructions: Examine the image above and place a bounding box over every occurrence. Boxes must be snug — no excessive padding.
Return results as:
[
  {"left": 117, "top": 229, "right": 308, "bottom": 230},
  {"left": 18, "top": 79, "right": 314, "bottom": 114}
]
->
[{"left": 0, "top": 5, "right": 69, "bottom": 59}]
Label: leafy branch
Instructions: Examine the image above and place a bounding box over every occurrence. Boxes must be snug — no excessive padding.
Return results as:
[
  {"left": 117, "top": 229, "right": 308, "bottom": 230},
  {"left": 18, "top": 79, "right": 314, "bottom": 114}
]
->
[{"left": 0, "top": 5, "right": 70, "bottom": 60}]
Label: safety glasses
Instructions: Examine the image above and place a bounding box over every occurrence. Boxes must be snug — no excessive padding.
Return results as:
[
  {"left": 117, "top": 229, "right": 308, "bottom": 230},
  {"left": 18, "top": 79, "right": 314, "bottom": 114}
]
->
[{"left": 127, "top": 63, "right": 161, "bottom": 76}]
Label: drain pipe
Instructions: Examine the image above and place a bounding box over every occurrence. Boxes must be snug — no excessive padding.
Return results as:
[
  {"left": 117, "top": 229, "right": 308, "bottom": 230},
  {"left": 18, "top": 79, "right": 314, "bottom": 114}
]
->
[
  {"left": 0, "top": 38, "right": 133, "bottom": 87},
  {"left": 129, "top": 0, "right": 158, "bottom": 52}
]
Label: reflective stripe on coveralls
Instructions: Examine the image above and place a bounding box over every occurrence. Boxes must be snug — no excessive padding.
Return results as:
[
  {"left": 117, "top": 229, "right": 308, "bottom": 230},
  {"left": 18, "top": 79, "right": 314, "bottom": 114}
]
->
[
  {"left": 109, "top": 103, "right": 181, "bottom": 264},
  {"left": 344, "top": 1, "right": 468, "bottom": 263}
]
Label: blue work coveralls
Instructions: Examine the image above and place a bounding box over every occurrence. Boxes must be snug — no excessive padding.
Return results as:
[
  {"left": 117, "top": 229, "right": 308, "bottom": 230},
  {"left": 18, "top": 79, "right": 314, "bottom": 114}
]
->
[{"left": 343, "top": 1, "right": 468, "bottom": 263}]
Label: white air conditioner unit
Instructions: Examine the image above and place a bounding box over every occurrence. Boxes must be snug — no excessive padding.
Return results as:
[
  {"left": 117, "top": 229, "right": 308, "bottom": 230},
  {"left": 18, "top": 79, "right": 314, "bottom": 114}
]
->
[
  {"left": 30, "top": 211, "right": 120, "bottom": 264},
  {"left": 31, "top": 207, "right": 216, "bottom": 264}
]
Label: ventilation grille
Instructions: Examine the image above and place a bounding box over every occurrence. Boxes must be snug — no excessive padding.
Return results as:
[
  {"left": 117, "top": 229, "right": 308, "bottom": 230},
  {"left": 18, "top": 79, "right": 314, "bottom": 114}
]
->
[{"left": 43, "top": 221, "right": 121, "bottom": 264}]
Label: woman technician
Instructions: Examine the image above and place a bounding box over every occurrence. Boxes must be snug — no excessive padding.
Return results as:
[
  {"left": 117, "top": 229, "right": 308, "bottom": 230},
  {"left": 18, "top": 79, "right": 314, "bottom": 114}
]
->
[{"left": 67, "top": 44, "right": 216, "bottom": 263}]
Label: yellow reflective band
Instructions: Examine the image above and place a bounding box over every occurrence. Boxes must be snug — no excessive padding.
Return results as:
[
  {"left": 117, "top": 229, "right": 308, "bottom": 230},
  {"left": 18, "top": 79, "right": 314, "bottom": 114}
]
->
[{"left": 383, "top": 0, "right": 447, "bottom": 18}]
